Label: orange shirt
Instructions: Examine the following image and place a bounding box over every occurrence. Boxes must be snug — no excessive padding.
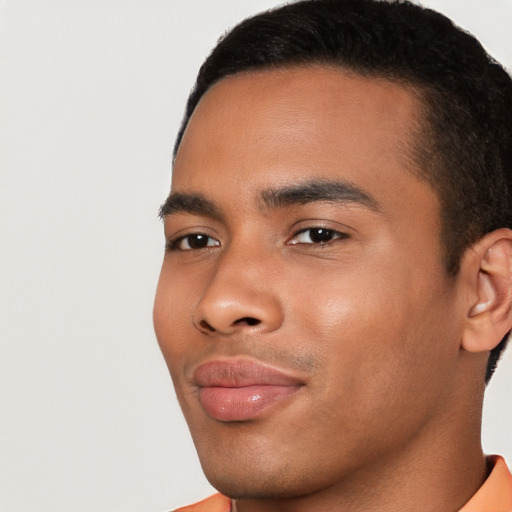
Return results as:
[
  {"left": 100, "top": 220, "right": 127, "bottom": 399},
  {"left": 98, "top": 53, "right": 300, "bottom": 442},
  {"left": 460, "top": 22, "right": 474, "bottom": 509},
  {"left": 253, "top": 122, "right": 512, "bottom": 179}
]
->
[
  {"left": 174, "top": 493, "right": 231, "bottom": 512},
  {"left": 461, "top": 456, "right": 512, "bottom": 512},
  {"left": 174, "top": 456, "right": 512, "bottom": 512}
]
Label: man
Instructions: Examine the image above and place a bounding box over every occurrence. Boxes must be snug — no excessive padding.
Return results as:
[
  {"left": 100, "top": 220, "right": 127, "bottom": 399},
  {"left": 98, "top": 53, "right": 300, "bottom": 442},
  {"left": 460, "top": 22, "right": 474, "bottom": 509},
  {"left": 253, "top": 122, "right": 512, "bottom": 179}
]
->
[{"left": 153, "top": 0, "right": 512, "bottom": 510}]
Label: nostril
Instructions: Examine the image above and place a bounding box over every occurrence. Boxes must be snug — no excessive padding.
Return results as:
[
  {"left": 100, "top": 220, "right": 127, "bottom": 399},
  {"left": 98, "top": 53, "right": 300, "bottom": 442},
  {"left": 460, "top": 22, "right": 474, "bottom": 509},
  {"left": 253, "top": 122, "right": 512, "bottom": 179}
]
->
[
  {"left": 195, "top": 316, "right": 263, "bottom": 334},
  {"left": 234, "top": 317, "right": 261, "bottom": 326},
  {"left": 199, "top": 320, "right": 216, "bottom": 332}
]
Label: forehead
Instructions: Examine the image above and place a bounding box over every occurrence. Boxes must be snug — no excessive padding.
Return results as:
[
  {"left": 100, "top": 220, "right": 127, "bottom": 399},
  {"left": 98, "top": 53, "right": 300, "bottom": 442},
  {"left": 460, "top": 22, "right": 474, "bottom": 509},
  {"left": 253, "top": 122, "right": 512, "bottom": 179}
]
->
[{"left": 172, "top": 65, "right": 432, "bottom": 216}]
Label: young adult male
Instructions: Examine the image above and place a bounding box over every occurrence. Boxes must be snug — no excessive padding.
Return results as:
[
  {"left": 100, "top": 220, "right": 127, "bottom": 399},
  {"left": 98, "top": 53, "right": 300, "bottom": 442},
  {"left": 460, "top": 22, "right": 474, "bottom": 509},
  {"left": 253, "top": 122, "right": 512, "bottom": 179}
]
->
[{"left": 153, "top": 0, "right": 512, "bottom": 510}]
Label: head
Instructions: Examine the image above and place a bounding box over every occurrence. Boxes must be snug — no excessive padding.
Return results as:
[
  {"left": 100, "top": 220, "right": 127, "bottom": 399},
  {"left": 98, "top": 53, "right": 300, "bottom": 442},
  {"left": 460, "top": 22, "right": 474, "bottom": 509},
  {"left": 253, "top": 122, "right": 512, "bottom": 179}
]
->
[
  {"left": 172, "top": 0, "right": 512, "bottom": 382},
  {"left": 154, "top": 0, "right": 512, "bottom": 502}
]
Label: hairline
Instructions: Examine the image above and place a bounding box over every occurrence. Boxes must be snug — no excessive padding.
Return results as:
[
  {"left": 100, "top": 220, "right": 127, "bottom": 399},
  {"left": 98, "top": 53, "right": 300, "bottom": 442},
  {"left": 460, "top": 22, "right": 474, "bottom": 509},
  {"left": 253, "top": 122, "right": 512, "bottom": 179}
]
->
[{"left": 173, "top": 61, "right": 453, "bottom": 269}]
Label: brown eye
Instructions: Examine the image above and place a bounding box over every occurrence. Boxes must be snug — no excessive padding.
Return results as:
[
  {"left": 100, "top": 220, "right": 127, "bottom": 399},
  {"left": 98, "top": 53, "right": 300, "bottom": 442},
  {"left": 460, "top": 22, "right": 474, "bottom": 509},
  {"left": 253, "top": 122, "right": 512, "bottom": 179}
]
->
[
  {"left": 173, "top": 233, "right": 220, "bottom": 251},
  {"left": 289, "top": 227, "right": 347, "bottom": 245},
  {"left": 308, "top": 228, "right": 336, "bottom": 243}
]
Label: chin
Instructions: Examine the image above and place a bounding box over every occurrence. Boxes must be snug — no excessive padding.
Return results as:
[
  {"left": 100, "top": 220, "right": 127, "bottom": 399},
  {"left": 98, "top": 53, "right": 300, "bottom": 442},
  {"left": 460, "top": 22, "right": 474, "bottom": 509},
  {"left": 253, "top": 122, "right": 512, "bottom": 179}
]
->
[
  {"left": 205, "top": 473, "right": 302, "bottom": 501},
  {"left": 200, "top": 455, "right": 278, "bottom": 498},
  {"left": 199, "top": 449, "right": 329, "bottom": 500}
]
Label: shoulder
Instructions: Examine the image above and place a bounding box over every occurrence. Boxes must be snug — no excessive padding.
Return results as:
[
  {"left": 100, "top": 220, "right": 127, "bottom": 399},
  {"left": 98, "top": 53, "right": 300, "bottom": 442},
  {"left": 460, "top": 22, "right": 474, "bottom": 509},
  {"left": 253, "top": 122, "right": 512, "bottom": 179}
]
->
[{"left": 173, "top": 493, "right": 232, "bottom": 512}]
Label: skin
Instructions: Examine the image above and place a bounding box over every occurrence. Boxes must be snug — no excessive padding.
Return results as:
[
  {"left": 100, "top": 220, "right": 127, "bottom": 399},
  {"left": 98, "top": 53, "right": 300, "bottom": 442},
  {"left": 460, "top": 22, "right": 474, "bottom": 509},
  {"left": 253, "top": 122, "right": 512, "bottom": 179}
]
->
[{"left": 153, "top": 66, "right": 509, "bottom": 511}]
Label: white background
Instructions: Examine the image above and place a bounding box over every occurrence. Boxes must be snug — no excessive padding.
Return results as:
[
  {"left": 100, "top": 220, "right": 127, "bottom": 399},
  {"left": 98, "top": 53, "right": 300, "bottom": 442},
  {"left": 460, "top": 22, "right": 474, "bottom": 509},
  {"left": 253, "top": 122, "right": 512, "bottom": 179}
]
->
[{"left": 1, "top": 1, "right": 511, "bottom": 511}]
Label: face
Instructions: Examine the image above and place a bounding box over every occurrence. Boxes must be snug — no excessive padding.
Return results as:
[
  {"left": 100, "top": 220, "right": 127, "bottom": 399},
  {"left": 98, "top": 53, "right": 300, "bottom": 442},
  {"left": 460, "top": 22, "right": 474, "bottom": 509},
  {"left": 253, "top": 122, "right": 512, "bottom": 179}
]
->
[{"left": 154, "top": 66, "right": 465, "bottom": 499}]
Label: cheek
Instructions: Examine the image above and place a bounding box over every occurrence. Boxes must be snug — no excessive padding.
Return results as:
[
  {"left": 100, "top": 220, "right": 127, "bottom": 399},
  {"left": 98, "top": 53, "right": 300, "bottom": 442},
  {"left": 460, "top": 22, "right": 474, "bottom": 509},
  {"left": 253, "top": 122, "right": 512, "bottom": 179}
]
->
[
  {"left": 153, "top": 264, "right": 197, "bottom": 368},
  {"left": 292, "top": 255, "right": 455, "bottom": 409}
]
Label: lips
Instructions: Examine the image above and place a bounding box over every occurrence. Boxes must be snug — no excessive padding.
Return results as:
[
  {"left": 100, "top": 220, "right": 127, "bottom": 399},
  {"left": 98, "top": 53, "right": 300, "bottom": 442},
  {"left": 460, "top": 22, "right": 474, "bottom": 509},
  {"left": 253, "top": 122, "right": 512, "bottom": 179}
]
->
[{"left": 193, "top": 358, "right": 304, "bottom": 421}]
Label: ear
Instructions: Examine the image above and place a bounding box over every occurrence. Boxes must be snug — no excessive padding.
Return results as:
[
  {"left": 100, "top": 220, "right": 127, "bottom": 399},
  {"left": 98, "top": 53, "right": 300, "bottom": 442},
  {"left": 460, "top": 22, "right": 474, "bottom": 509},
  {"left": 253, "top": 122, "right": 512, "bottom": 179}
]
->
[{"left": 461, "top": 228, "right": 512, "bottom": 353}]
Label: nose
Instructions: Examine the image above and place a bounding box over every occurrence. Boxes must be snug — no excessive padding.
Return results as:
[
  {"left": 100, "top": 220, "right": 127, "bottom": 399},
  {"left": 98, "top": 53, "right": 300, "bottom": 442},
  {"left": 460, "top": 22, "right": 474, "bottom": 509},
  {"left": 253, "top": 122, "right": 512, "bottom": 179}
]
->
[{"left": 192, "top": 248, "right": 284, "bottom": 336}]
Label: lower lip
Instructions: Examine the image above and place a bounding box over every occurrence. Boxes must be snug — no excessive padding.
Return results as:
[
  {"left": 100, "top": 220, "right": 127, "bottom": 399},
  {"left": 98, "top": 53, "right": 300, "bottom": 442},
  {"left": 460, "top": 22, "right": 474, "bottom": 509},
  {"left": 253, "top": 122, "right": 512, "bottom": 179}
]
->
[{"left": 198, "top": 385, "right": 300, "bottom": 421}]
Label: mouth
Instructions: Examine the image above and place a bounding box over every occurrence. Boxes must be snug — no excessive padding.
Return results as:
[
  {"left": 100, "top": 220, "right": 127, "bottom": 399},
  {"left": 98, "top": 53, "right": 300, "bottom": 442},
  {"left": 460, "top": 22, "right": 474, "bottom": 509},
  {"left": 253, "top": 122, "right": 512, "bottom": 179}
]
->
[{"left": 193, "top": 358, "right": 305, "bottom": 422}]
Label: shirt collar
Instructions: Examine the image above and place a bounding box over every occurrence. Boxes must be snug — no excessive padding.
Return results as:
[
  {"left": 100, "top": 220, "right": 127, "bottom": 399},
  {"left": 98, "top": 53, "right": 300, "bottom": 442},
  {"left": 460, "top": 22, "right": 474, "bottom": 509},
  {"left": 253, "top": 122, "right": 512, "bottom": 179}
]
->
[{"left": 459, "top": 455, "right": 512, "bottom": 512}]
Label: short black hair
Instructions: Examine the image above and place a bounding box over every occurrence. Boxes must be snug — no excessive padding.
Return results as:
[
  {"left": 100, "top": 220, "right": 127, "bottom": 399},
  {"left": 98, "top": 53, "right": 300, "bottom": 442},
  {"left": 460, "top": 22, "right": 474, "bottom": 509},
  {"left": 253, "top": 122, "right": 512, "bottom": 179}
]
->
[{"left": 173, "top": 0, "right": 512, "bottom": 382}]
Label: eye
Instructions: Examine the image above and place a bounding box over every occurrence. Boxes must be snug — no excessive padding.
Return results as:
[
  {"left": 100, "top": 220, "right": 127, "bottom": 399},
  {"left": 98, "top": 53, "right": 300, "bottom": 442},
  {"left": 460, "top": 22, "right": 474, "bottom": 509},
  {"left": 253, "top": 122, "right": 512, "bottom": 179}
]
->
[
  {"left": 289, "top": 227, "right": 348, "bottom": 245},
  {"left": 169, "top": 233, "right": 220, "bottom": 251}
]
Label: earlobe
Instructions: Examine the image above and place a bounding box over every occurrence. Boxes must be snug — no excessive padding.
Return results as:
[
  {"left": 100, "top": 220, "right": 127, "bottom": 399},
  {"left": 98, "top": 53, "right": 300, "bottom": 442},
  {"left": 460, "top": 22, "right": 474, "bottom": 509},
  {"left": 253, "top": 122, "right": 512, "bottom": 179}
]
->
[{"left": 462, "top": 229, "right": 512, "bottom": 353}]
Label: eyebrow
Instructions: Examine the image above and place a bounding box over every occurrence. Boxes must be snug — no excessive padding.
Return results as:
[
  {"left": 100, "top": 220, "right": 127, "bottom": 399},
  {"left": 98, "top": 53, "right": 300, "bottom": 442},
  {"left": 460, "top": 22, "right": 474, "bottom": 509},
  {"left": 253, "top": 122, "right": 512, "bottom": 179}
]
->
[
  {"left": 159, "top": 192, "right": 222, "bottom": 219},
  {"left": 259, "top": 178, "right": 379, "bottom": 211},
  {"left": 159, "top": 178, "right": 379, "bottom": 219}
]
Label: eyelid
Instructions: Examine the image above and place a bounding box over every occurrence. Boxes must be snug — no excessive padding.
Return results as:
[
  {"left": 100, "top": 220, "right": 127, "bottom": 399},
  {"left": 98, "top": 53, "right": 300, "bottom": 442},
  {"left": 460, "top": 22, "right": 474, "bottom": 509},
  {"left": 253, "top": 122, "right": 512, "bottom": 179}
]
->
[
  {"left": 170, "top": 234, "right": 220, "bottom": 251},
  {"left": 165, "top": 227, "right": 221, "bottom": 252},
  {"left": 287, "top": 224, "right": 350, "bottom": 245}
]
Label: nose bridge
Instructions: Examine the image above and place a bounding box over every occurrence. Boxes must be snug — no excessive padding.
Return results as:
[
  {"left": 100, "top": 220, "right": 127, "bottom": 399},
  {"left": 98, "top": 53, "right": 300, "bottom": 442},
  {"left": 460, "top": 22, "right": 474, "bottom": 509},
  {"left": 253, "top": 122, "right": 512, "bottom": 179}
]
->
[{"left": 193, "top": 237, "right": 283, "bottom": 335}]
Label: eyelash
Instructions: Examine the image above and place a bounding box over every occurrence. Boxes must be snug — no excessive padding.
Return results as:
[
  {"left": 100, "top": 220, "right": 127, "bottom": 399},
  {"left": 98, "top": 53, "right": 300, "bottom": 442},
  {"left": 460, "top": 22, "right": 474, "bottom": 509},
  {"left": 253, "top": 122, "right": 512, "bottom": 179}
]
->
[
  {"left": 166, "top": 227, "right": 348, "bottom": 252},
  {"left": 166, "top": 233, "right": 220, "bottom": 251},
  {"left": 288, "top": 227, "right": 349, "bottom": 245}
]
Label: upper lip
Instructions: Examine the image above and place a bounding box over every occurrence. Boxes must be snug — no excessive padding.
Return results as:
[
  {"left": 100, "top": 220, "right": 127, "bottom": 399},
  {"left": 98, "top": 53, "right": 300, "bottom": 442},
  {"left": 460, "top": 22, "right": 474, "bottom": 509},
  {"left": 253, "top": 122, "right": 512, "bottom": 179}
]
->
[{"left": 193, "top": 358, "right": 305, "bottom": 388}]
